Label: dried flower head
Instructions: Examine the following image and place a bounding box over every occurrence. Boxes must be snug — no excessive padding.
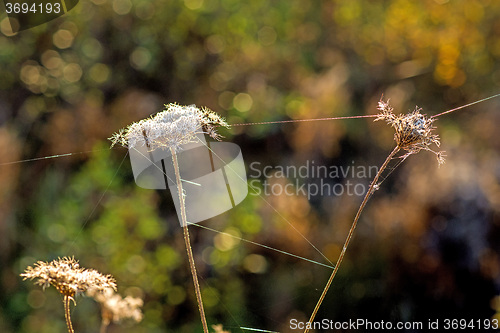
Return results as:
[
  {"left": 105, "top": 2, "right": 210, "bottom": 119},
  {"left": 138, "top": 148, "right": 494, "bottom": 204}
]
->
[
  {"left": 212, "top": 324, "right": 231, "bottom": 333},
  {"left": 21, "top": 257, "right": 117, "bottom": 302},
  {"left": 87, "top": 287, "right": 143, "bottom": 326},
  {"left": 375, "top": 99, "right": 445, "bottom": 165},
  {"left": 109, "top": 104, "right": 229, "bottom": 151}
]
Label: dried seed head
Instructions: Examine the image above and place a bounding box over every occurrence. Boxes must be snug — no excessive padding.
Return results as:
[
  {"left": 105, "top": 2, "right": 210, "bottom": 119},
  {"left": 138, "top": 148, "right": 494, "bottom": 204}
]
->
[
  {"left": 109, "top": 104, "right": 229, "bottom": 151},
  {"left": 375, "top": 99, "right": 445, "bottom": 165},
  {"left": 20, "top": 257, "right": 117, "bottom": 302},
  {"left": 211, "top": 324, "right": 231, "bottom": 333},
  {"left": 87, "top": 287, "right": 143, "bottom": 325}
]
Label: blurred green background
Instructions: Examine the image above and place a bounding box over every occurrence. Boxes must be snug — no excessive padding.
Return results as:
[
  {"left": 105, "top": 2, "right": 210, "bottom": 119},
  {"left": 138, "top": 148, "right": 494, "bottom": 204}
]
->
[{"left": 1, "top": 0, "right": 500, "bottom": 332}]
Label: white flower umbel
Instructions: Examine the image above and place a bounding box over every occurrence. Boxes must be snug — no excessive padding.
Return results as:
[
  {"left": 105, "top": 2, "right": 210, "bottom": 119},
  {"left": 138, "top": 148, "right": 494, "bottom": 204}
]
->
[
  {"left": 110, "top": 104, "right": 228, "bottom": 151},
  {"left": 110, "top": 104, "right": 229, "bottom": 333}
]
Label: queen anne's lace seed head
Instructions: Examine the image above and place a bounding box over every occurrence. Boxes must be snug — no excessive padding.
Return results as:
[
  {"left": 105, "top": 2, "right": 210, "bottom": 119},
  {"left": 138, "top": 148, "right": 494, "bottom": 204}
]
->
[
  {"left": 21, "top": 257, "right": 117, "bottom": 302},
  {"left": 87, "top": 287, "right": 143, "bottom": 325},
  {"left": 375, "top": 99, "right": 445, "bottom": 165},
  {"left": 109, "top": 104, "right": 229, "bottom": 152}
]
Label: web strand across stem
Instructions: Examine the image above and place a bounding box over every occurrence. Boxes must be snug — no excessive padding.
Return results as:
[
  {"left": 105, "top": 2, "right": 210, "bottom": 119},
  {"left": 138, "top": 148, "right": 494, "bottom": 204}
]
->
[{"left": 303, "top": 146, "right": 400, "bottom": 333}]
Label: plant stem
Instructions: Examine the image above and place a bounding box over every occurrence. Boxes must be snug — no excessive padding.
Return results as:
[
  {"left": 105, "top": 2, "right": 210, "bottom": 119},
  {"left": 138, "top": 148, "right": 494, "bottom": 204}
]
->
[
  {"left": 99, "top": 319, "right": 109, "bottom": 333},
  {"left": 63, "top": 295, "right": 75, "bottom": 333},
  {"left": 304, "top": 146, "right": 400, "bottom": 333},
  {"left": 170, "top": 148, "right": 209, "bottom": 333}
]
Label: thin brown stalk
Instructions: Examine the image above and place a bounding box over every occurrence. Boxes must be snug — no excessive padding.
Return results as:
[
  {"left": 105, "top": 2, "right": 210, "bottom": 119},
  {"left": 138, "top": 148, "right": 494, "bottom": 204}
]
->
[
  {"left": 63, "top": 295, "right": 75, "bottom": 333},
  {"left": 170, "top": 148, "right": 209, "bottom": 333},
  {"left": 304, "top": 146, "right": 400, "bottom": 333},
  {"left": 99, "top": 318, "right": 110, "bottom": 333}
]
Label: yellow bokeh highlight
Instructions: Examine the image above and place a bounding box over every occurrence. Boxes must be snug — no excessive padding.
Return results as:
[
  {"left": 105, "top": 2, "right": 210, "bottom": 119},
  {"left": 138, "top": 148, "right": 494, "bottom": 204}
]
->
[
  {"left": 184, "top": 0, "right": 204, "bottom": 10},
  {"left": 89, "top": 63, "right": 111, "bottom": 84},
  {"left": 214, "top": 227, "right": 241, "bottom": 251},
  {"left": 113, "top": 0, "right": 132, "bottom": 15},
  {"left": 233, "top": 93, "right": 253, "bottom": 112},
  {"left": 0, "top": 17, "right": 18, "bottom": 36},
  {"left": 243, "top": 254, "right": 267, "bottom": 273},
  {"left": 62, "top": 63, "right": 83, "bottom": 83},
  {"left": 53, "top": 29, "right": 74, "bottom": 49}
]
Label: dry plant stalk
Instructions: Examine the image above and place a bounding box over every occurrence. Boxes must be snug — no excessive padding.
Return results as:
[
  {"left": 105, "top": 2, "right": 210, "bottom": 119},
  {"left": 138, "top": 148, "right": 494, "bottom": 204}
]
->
[
  {"left": 110, "top": 103, "right": 228, "bottom": 333},
  {"left": 304, "top": 99, "right": 445, "bottom": 332},
  {"left": 21, "top": 257, "right": 117, "bottom": 333}
]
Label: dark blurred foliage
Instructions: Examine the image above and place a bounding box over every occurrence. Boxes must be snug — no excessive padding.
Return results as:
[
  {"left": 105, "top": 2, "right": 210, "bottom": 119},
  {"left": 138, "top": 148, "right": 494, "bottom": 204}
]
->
[{"left": 1, "top": 0, "right": 500, "bottom": 332}]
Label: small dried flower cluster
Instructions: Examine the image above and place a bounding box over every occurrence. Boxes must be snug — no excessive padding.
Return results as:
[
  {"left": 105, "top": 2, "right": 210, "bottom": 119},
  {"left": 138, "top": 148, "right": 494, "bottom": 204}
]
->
[
  {"left": 375, "top": 99, "right": 445, "bottom": 165},
  {"left": 212, "top": 324, "right": 231, "bottom": 333},
  {"left": 88, "top": 287, "right": 143, "bottom": 325},
  {"left": 20, "top": 257, "right": 116, "bottom": 302},
  {"left": 109, "top": 104, "right": 229, "bottom": 151}
]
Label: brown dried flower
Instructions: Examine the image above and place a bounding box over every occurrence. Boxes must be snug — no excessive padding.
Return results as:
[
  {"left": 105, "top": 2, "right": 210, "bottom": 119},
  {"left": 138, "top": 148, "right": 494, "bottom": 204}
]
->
[
  {"left": 375, "top": 99, "right": 445, "bottom": 165},
  {"left": 20, "top": 257, "right": 117, "bottom": 302},
  {"left": 87, "top": 287, "right": 143, "bottom": 329}
]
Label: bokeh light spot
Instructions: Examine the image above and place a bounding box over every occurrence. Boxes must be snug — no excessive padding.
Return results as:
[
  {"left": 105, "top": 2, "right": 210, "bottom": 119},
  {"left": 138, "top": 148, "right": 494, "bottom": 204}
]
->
[
  {"left": 127, "top": 255, "right": 146, "bottom": 274},
  {"left": 167, "top": 286, "right": 186, "bottom": 305},
  {"left": 214, "top": 227, "right": 241, "bottom": 251},
  {"left": 243, "top": 254, "right": 267, "bottom": 273},
  {"left": 20, "top": 61, "right": 42, "bottom": 85},
  {"left": 233, "top": 93, "right": 253, "bottom": 112},
  {"left": 0, "top": 17, "right": 18, "bottom": 36},
  {"left": 184, "top": 0, "right": 204, "bottom": 10},
  {"left": 218, "top": 91, "right": 236, "bottom": 109},
  {"left": 81, "top": 38, "right": 103, "bottom": 60},
  {"left": 53, "top": 29, "right": 74, "bottom": 49},
  {"left": 205, "top": 34, "right": 225, "bottom": 54},
  {"left": 113, "top": 0, "right": 133, "bottom": 15},
  {"left": 135, "top": 2, "right": 155, "bottom": 20},
  {"left": 62, "top": 63, "right": 83, "bottom": 83},
  {"left": 41, "top": 50, "right": 63, "bottom": 70},
  {"left": 46, "top": 224, "right": 67, "bottom": 243},
  {"left": 258, "top": 26, "right": 277, "bottom": 46},
  {"left": 27, "top": 290, "right": 46, "bottom": 309},
  {"left": 89, "top": 63, "right": 110, "bottom": 83},
  {"left": 130, "top": 47, "right": 152, "bottom": 70},
  {"left": 202, "top": 287, "right": 219, "bottom": 307}
]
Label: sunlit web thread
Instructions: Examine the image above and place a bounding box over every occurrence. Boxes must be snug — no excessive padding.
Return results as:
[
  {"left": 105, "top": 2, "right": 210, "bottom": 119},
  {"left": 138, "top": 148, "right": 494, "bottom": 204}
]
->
[
  {"left": 3, "top": 92, "right": 500, "bottom": 166},
  {"left": 196, "top": 138, "right": 335, "bottom": 267},
  {"left": 88, "top": 139, "right": 335, "bottom": 269},
  {"left": 7, "top": 92, "right": 500, "bottom": 331},
  {"left": 366, "top": 153, "right": 409, "bottom": 199},
  {"left": 7, "top": 93, "right": 500, "bottom": 265},
  {"left": 190, "top": 222, "right": 334, "bottom": 269},
  {"left": 228, "top": 114, "right": 378, "bottom": 127},
  {"left": 431, "top": 92, "right": 500, "bottom": 118},
  {"left": 63, "top": 151, "right": 129, "bottom": 254},
  {"left": 0, "top": 147, "right": 124, "bottom": 166},
  {"left": 117, "top": 139, "right": 336, "bottom": 333},
  {"left": 7, "top": 93, "right": 500, "bottom": 262},
  {"left": 0, "top": 116, "right": 377, "bottom": 166},
  {"left": 129, "top": 131, "right": 323, "bottom": 268},
  {"left": 239, "top": 327, "right": 280, "bottom": 333}
]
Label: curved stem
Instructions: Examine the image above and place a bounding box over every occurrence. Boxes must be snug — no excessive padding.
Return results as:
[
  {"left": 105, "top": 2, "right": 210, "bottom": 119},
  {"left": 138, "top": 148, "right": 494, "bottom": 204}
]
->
[
  {"left": 170, "top": 148, "right": 209, "bottom": 333},
  {"left": 99, "top": 318, "right": 109, "bottom": 333},
  {"left": 304, "top": 146, "right": 400, "bottom": 332},
  {"left": 63, "top": 295, "right": 75, "bottom": 333}
]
